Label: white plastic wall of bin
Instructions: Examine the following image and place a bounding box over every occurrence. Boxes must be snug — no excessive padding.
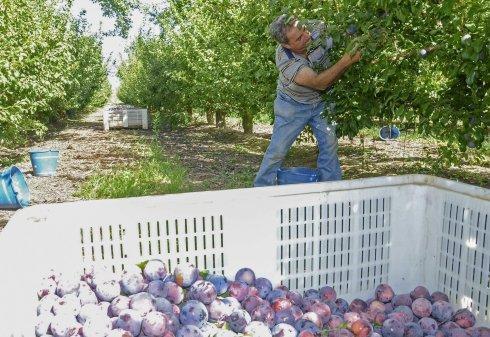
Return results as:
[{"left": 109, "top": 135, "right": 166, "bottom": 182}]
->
[
  {"left": 103, "top": 108, "right": 148, "bottom": 130},
  {"left": 0, "top": 175, "right": 488, "bottom": 336}
]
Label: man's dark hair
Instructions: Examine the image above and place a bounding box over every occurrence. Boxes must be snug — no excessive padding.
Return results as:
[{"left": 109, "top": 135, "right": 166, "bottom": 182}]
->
[{"left": 269, "top": 14, "right": 297, "bottom": 44}]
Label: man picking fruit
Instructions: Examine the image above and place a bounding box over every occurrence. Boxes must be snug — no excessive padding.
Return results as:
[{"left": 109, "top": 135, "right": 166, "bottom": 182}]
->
[{"left": 254, "top": 14, "right": 361, "bottom": 187}]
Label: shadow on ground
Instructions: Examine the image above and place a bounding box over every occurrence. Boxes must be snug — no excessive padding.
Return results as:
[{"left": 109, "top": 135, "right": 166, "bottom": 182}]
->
[{"left": 158, "top": 123, "right": 489, "bottom": 189}]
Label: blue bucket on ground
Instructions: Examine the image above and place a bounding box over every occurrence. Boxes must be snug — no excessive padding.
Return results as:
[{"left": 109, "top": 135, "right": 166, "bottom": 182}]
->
[
  {"left": 277, "top": 167, "right": 320, "bottom": 185},
  {"left": 0, "top": 166, "right": 30, "bottom": 209},
  {"left": 379, "top": 125, "right": 400, "bottom": 141},
  {"left": 29, "top": 148, "right": 60, "bottom": 176}
]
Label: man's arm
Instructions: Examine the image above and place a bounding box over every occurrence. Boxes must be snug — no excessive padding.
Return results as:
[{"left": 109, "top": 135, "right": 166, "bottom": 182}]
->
[{"left": 294, "top": 52, "right": 361, "bottom": 91}]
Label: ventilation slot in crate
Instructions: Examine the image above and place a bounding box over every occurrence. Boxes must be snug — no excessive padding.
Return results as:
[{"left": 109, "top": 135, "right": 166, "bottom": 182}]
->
[
  {"left": 137, "top": 215, "right": 225, "bottom": 275},
  {"left": 80, "top": 224, "right": 127, "bottom": 273},
  {"left": 437, "top": 202, "right": 489, "bottom": 323},
  {"left": 277, "top": 202, "right": 354, "bottom": 294},
  {"left": 357, "top": 197, "right": 391, "bottom": 292}
]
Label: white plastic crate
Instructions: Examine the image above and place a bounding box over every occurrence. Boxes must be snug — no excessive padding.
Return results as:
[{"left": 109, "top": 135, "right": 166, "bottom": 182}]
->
[
  {"left": 0, "top": 174, "right": 488, "bottom": 336},
  {"left": 103, "top": 107, "right": 149, "bottom": 130}
]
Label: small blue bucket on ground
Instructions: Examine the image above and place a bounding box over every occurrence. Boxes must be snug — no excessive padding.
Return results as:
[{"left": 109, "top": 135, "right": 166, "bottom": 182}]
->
[
  {"left": 379, "top": 125, "right": 401, "bottom": 141},
  {"left": 0, "top": 166, "right": 30, "bottom": 209},
  {"left": 29, "top": 148, "right": 60, "bottom": 176},
  {"left": 277, "top": 167, "right": 320, "bottom": 185}
]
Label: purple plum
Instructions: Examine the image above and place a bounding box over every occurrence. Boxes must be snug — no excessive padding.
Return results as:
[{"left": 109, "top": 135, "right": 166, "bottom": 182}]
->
[
  {"left": 393, "top": 305, "right": 414, "bottom": 324},
  {"left": 95, "top": 280, "right": 121, "bottom": 302},
  {"left": 50, "top": 314, "right": 81, "bottom": 337},
  {"left": 432, "top": 300, "right": 454, "bottom": 322},
  {"left": 56, "top": 275, "right": 80, "bottom": 297},
  {"left": 266, "top": 289, "right": 287, "bottom": 303},
  {"left": 78, "top": 303, "right": 106, "bottom": 324},
  {"left": 418, "top": 317, "right": 438, "bottom": 335},
  {"left": 271, "top": 323, "right": 297, "bottom": 337},
  {"left": 375, "top": 284, "right": 395, "bottom": 303},
  {"left": 349, "top": 299, "right": 368, "bottom": 313},
  {"left": 200, "top": 322, "right": 219, "bottom": 337},
  {"left": 310, "top": 302, "right": 331, "bottom": 324},
  {"left": 382, "top": 318, "right": 405, "bottom": 337},
  {"left": 120, "top": 269, "right": 147, "bottom": 295},
  {"left": 351, "top": 319, "right": 373, "bottom": 337},
  {"left": 242, "top": 295, "right": 264, "bottom": 314},
  {"left": 166, "top": 314, "right": 181, "bottom": 333},
  {"left": 228, "top": 281, "right": 250, "bottom": 302},
  {"left": 327, "top": 315, "right": 345, "bottom": 329},
  {"left": 141, "top": 311, "right": 167, "bottom": 337},
  {"left": 319, "top": 286, "right": 337, "bottom": 302},
  {"left": 174, "top": 263, "right": 199, "bottom": 288},
  {"left": 109, "top": 295, "right": 131, "bottom": 317},
  {"left": 155, "top": 297, "right": 174, "bottom": 315},
  {"left": 430, "top": 292, "right": 449, "bottom": 303},
  {"left": 410, "top": 286, "right": 431, "bottom": 301},
  {"left": 304, "top": 289, "right": 320, "bottom": 299},
  {"left": 226, "top": 309, "right": 252, "bottom": 333},
  {"left": 453, "top": 309, "right": 476, "bottom": 328},
  {"left": 188, "top": 280, "right": 217, "bottom": 304},
  {"left": 255, "top": 278, "right": 273, "bottom": 299},
  {"left": 82, "top": 315, "right": 113, "bottom": 337},
  {"left": 392, "top": 294, "right": 413, "bottom": 308},
  {"left": 106, "top": 329, "right": 134, "bottom": 337},
  {"left": 77, "top": 281, "right": 98, "bottom": 306},
  {"left": 222, "top": 296, "right": 241, "bottom": 312},
  {"left": 412, "top": 298, "right": 432, "bottom": 318},
  {"left": 271, "top": 297, "right": 293, "bottom": 312},
  {"left": 405, "top": 322, "right": 424, "bottom": 337},
  {"left": 208, "top": 298, "right": 232, "bottom": 322},
  {"left": 129, "top": 292, "right": 156, "bottom": 315},
  {"left": 235, "top": 268, "right": 256, "bottom": 286},
  {"left": 286, "top": 290, "right": 303, "bottom": 306},
  {"left": 52, "top": 294, "right": 81, "bottom": 317},
  {"left": 244, "top": 321, "right": 273, "bottom": 337},
  {"left": 180, "top": 300, "right": 209, "bottom": 328},
  {"left": 205, "top": 274, "right": 229, "bottom": 295},
  {"left": 251, "top": 302, "right": 275, "bottom": 328},
  {"left": 176, "top": 324, "right": 204, "bottom": 337},
  {"left": 162, "top": 282, "right": 185, "bottom": 304},
  {"left": 115, "top": 309, "right": 143, "bottom": 336},
  {"left": 143, "top": 259, "right": 168, "bottom": 281},
  {"left": 335, "top": 298, "right": 350, "bottom": 314},
  {"left": 301, "top": 297, "right": 320, "bottom": 312},
  {"left": 37, "top": 293, "right": 59, "bottom": 315}
]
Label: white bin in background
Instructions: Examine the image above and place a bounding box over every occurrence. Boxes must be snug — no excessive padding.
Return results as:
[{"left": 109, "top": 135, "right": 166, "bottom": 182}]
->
[
  {"left": 103, "top": 107, "right": 149, "bottom": 130},
  {"left": 0, "top": 175, "right": 488, "bottom": 335}
]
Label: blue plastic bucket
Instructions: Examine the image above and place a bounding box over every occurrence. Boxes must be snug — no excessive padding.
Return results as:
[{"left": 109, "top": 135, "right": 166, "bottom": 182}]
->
[
  {"left": 379, "top": 125, "right": 400, "bottom": 141},
  {"left": 0, "top": 166, "right": 30, "bottom": 209},
  {"left": 29, "top": 148, "right": 60, "bottom": 176},
  {"left": 277, "top": 167, "right": 320, "bottom": 185}
]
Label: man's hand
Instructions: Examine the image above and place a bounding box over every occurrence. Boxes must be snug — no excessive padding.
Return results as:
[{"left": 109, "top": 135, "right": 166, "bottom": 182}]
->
[
  {"left": 350, "top": 51, "right": 362, "bottom": 64},
  {"left": 342, "top": 51, "right": 361, "bottom": 66}
]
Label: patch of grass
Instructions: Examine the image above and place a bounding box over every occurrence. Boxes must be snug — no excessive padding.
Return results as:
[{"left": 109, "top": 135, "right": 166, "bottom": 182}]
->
[
  {"left": 76, "top": 143, "right": 189, "bottom": 199},
  {"left": 193, "top": 168, "right": 256, "bottom": 191}
]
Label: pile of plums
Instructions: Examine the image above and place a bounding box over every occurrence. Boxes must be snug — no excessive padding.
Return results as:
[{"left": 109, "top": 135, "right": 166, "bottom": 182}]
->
[{"left": 35, "top": 260, "right": 489, "bottom": 337}]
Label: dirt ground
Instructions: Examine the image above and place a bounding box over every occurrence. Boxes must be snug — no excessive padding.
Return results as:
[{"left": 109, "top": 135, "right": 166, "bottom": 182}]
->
[
  {"left": 1, "top": 104, "right": 488, "bottom": 230},
  {"left": 0, "top": 105, "right": 152, "bottom": 230}
]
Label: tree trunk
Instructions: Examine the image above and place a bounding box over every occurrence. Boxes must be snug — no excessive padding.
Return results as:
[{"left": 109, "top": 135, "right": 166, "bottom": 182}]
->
[
  {"left": 215, "top": 110, "right": 226, "bottom": 128},
  {"left": 186, "top": 106, "right": 193, "bottom": 122},
  {"left": 206, "top": 110, "right": 215, "bottom": 125},
  {"left": 242, "top": 112, "right": 253, "bottom": 134}
]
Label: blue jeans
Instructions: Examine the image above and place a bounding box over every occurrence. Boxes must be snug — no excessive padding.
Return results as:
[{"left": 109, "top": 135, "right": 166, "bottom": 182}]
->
[{"left": 253, "top": 91, "right": 342, "bottom": 187}]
